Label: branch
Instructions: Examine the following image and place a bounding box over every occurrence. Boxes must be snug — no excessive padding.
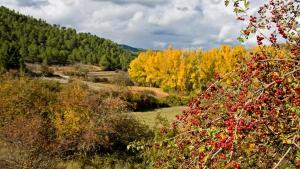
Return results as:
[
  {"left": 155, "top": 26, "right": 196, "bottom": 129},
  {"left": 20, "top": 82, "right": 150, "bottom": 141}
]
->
[
  {"left": 292, "top": 137, "right": 300, "bottom": 150},
  {"left": 211, "top": 148, "right": 223, "bottom": 160},
  {"left": 162, "top": 129, "right": 197, "bottom": 142},
  {"left": 258, "top": 59, "right": 300, "bottom": 63},
  {"left": 191, "top": 71, "right": 235, "bottom": 109},
  {"left": 294, "top": 142, "right": 300, "bottom": 150},
  {"left": 255, "top": 67, "right": 300, "bottom": 100},
  {"left": 284, "top": 67, "right": 300, "bottom": 77},
  {"left": 272, "top": 146, "right": 292, "bottom": 169}
]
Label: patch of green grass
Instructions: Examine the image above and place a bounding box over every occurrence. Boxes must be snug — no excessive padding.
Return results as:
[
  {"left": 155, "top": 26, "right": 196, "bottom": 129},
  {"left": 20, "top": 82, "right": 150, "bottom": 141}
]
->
[{"left": 129, "top": 106, "right": 187, "bottom": 127}]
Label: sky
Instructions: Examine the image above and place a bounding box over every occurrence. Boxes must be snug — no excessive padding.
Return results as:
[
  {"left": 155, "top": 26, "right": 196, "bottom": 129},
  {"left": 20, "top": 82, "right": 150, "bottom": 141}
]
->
[{"left": 0, "top": 0, "right": 262, "bottom": 50}]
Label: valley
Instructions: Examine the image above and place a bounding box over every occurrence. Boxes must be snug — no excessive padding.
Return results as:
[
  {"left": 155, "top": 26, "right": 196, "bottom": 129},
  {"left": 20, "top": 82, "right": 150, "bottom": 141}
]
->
[{"left": 0, "top": 1, "right": 299, "bottom": 169}]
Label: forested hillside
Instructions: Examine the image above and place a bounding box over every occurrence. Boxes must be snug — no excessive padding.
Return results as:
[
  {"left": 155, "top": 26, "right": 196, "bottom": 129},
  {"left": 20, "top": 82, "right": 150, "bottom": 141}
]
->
[{"left": 0, "top": 6, "right": 136, "bottom": 71}]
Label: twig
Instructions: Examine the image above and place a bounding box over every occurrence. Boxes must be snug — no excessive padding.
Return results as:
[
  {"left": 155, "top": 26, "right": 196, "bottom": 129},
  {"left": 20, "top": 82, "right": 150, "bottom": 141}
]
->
[
  {"left": 258, "top": 59, "right": 300, "bottom": 63},
  {"left": 185, "top": 156, "right": 199, "bottom": 169},
  {"left": 255, "top": 90, "right": 264, "bottom": 102},
  {"left": 283, "top": 67, "right": 300, "bottom": 77},
  {"left": 211, "top": 148, "right": 223, "bottom": 160},
  {"left": 254, "top": 67, "right": 300, "bottom": 99},
  {"left": 292, "top": 137, "right": 300, "bottom": 150},
  {"left": 272, "top": 146, "right": 292, "bottom": 169},
  {"left": 202, "top": 71, "right": 234, "bottom": 95},
  {"left": 293, "top": 142, "right": 300, "bottom": 149},
  {"left": 293, "top": 142, "right": 300, "bottom": 150},
  {"left": 229, "top": 150, "right": 234, "bottom": 161},
  {"left": 162, "top": 129, "right": 198, "bottom": 142}
]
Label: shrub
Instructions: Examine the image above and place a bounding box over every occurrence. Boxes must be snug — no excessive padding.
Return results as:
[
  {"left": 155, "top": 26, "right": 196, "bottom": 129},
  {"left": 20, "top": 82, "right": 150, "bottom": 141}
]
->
[
  {"left": 134, "top": 1, "right": 300, "bottom": 168},
  {"left": 0, "top": 115, "right": 58, "bottom": 169},
  {"left": 90, "top": 77, "right": 109, "bottom": 83},
  {"left": 0, "top": 73, "right": 153, "bottom": 168},
  {"left": 63, "top": 70, "right": 87, "bottom": 78},
  {"left": 112, "top": 71, "right": 134, "bottom": 86},
  {"left": 123, "top": 93, "right": 169, "bottom": 112},
  {"left": 163, "top": 95, "right": 189, "bottom": 106}
]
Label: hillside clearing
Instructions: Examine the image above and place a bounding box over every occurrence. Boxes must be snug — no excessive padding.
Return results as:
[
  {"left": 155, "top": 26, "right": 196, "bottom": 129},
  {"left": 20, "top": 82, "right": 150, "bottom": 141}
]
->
[
  {"left": 27, "top": 64, "right": 170, "bottom": 99},
  {"left": 129, "top": 106, "right": 187, "bottom": 127}
]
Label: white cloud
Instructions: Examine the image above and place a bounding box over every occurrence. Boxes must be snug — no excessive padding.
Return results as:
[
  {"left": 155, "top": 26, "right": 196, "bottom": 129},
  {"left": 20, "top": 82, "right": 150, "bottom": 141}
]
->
[
  {"left": 0, "top": 0, "right": 261, "bottom": 49},
  {"left": 154, "top": 41, "right": 168, "bottom": 48}
]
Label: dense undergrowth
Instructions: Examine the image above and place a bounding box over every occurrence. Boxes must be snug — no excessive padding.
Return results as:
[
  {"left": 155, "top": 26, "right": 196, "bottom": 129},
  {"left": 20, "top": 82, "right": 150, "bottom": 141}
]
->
[{"left": 0, "top": 72, "right": 154, "bottom": 169}]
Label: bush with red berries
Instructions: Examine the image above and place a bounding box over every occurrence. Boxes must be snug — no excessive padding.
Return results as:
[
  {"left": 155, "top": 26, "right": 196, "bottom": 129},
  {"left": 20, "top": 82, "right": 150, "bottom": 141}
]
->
[{"left": 132, "top": 1, "right": 300, "bottom": 168}]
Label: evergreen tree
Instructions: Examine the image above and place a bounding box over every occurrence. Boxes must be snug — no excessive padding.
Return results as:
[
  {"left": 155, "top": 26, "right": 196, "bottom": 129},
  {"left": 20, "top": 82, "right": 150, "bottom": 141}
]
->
[{"left": 0, "top": 6, "right": 136, "bottom": 71}]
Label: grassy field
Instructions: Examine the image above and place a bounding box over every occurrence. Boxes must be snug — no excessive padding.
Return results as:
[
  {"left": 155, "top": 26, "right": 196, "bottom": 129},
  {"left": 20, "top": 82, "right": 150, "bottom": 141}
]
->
[{"left": 129, "top": 106, "right": 188, "bottom": 127}]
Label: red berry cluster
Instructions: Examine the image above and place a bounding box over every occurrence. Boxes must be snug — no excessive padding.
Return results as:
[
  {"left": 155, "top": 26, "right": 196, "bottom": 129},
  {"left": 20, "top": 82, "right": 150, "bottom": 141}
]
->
[
  {"left": 215, "top": 134, "right": 234, "bottom": 150},
  {"left": 291, "top": 45, "right": 300, "bottom": 56},
  {"left": 256, "top": 36, "right": 264, "bottom": 45},
  {"left": 249, "top": 16, "right": 257, "bottom": 23},
  {"left": 237, "top": 17, "right": 245, "bottom": 21},
  {"left": 277, "top": 25, "right": 288, "bottom": 39},
  {"left": 232, "top": 161, "right": 241, "bottom": 169},
  {"left": 149, "top": 1, "right": 300, "bottom": 168},
  {"left": 243, "top": 30, "right": 250, "bottom": 36},
  {"left": 269, "top": 33, "right": 277, "bottom": 44}
]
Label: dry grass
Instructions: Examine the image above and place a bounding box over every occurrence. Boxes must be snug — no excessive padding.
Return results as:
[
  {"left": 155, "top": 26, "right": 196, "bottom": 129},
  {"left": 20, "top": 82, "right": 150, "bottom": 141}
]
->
[
  {"left": 129, "top": 86, "right": 169, "bottom": 98},
  {"left": 50, "top": 64, "right": 103, "bottom": 73},
  {"left": 84, "top": 81, "right": 169, "bottom": 98},
  {"left": 26, "top": 64, "right": 170, "bottom": 98},
  {"left": 87, "top": 71, "right": 120, "bottom": 77},
  {"left": 26, "top": 63, "right": 102, "bottom": 73}
]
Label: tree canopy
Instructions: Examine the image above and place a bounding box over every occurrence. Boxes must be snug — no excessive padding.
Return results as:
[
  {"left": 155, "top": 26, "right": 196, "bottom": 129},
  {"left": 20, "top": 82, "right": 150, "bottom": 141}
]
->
[
  {"left": 129, "top": 45, "right": 248, "bottom": 93},
  {"left": 0, "top": 6, "right": 136, "bottom": 71}
]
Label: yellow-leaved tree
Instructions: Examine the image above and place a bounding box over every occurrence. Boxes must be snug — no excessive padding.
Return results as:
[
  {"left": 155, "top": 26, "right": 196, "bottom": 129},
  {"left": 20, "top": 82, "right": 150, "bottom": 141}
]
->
[{"left": 129, "top": 45, "right": 247, "bottom": 93}]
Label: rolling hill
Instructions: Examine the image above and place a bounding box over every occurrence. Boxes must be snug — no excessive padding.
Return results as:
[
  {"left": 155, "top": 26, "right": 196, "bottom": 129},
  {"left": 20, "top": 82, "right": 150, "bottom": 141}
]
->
[{"left": 0, "top": 6, "right": 137, "bottom": 71}]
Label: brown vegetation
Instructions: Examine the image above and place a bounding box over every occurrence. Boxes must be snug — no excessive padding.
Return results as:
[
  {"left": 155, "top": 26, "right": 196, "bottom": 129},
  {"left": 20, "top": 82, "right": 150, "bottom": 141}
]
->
[{"left": 0, "top": 72, "right": 153, "bottom": 169}]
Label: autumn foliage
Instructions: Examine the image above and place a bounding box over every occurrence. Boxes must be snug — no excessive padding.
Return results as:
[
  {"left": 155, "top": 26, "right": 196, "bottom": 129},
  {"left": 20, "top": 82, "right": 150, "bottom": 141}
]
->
[
  {"left": 133, "top": 0, "right": 300, "bottom": 168},
  {"left": 0, "top": 73, "right": 153, "bottom": 168},
  {"left": 129, "top": 45, "right": 247, "bottom": 93}
]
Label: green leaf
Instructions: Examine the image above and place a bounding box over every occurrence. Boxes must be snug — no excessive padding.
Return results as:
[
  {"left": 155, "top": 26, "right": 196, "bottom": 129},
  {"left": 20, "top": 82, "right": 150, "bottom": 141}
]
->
[
  {"left": 244, "top": 0, "right": 250, "bottom": 8},
  {"left": 238, "top": 37, "right": 245, "bottom": 42},
  {"left": 225, "top": 0, "right": 230, "bottom": 6}
]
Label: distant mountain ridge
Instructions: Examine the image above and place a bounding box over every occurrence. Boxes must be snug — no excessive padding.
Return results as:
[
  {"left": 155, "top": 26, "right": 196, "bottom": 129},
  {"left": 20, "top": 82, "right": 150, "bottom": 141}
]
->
[
  {"left": 120, "top": 45, "right": 144, "bottom": 53},
  {"left": 0, "top": 6, "right": 138, "bottom": 71}
]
